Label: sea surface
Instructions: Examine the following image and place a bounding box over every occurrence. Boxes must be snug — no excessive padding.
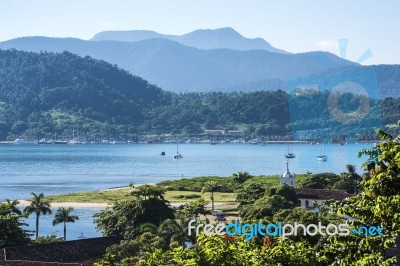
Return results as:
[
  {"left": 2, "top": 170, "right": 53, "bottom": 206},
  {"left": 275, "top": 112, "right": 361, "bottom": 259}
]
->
[{"left": 1, "top": 143, "right": 375, "bottom": 239}]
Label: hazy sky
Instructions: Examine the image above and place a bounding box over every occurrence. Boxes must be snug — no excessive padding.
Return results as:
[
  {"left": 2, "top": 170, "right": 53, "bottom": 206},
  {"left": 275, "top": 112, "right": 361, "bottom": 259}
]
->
[{"left": 1, "top": 0, "right": 399, "bottom": 64}]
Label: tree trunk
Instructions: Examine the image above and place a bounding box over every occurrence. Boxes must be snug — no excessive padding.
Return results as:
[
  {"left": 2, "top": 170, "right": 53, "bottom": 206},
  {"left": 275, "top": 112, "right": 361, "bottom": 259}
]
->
[
  {"left": 211, "top": 191, "right": 214, "bottom": 211},
  {"left": 64, "top": 222, "right": 66, "bottom": 241},
  {"left": 35, "top": 213, "right": 39, "bottom": 239}
]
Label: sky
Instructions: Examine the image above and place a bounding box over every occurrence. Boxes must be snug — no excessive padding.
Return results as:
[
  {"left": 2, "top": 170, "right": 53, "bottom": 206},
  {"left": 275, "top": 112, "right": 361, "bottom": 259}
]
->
[{"left": 1, "top": 0, "right": 399, "bottom": 65}]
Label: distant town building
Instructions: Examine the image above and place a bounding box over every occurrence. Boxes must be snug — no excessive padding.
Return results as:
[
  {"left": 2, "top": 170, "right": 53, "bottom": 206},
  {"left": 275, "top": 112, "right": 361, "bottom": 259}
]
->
[
  {"left": 295, "top": 188, "right": 350, "bottom": 209},
  {"left": 204, "top": 130, "right": 225, "bottom": 135},
  {"left": 279, "top": 162, "right": 350, "bottom": 210},
  {"left": 280, "top": 162, "right": 295, "bottom": 186},
  {"left": 227, "top": 130, "right": 244, "bottom": 136}
]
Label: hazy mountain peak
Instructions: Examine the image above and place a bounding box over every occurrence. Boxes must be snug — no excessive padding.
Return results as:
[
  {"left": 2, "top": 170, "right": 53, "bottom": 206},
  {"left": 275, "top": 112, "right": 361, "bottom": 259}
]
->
[
  {"left": 92, "top": 30, "right": 170, "bottom": 43},
  {"left": 91, "top": 27, "right": 288, "bottom": 53},
  {"left": 187, "top": 27, "right": 242, "bottom": 36}
]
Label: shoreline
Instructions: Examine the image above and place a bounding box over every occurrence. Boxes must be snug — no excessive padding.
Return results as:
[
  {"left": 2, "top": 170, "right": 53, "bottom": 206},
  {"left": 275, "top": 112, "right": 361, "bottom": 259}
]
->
[
  {"left": 17, "top": 200, "right": 110, "bottom": 208},
  {"left": 15, "top": 183, "right": 158, "bottom": 208},
  {"left": 16, "top": 200, "right": 233, "bottom": 209},
  {"left": 15, "top": 183, "right": 234, "bottom": 209}
]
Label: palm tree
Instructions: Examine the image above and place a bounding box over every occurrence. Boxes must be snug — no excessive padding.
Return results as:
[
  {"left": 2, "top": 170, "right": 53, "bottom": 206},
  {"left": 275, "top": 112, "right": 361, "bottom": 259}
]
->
[
  {"left": 346, "top": 164, "right": 356, "bottom": 175},
  {"left": 23, "top": 192, "right": 52, "bottom": 239},
  {"left": 159, "top": 216, "right": 190, "bottom": 247},
  {"left": 201, "top": 181, "right": 221, "bottom": 211},
  {"left": 52, "top": 207, "right": 79, "bottom": 240},
  {"left": 141, "top": 216, "right": 192, "bottom": 247},
  {"left": 232, "top": 171, "right": 253, "bottom": 184}
]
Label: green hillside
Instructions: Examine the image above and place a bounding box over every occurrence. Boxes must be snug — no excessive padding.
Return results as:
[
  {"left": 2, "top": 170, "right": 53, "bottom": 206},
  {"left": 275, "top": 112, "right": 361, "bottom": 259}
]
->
[{"left": 0, "top": 49, "right": 399, "bottom": 141}]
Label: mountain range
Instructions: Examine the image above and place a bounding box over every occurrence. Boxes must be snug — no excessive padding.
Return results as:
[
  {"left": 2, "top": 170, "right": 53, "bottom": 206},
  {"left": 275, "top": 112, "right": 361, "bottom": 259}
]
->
[
  {"left": 0, "top": 28, "right": 356, "bottom": 92},
  {"left": 91, "top": 27, "right": 288, "bottom": 53},
  {"left": 0, "top": 28, "right": 399, "bottom": 98}
]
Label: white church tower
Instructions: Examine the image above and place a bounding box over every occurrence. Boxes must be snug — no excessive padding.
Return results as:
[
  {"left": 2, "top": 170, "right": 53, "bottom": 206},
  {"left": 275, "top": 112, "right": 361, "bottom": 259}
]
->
[{"left": 280, "top": 162, "right": 295, "bottom": 186}]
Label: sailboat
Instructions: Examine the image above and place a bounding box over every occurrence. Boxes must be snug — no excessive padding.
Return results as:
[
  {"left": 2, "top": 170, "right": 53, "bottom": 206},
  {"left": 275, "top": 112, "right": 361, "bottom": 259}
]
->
[
  {"left": 316, "top": 143, "right": 328, "bottom": 161},
  {"left": 284, "top": 144, "right": 296, "bottom": 159},
  {"left": 173, "top": 142, "right": 182, "bottom": 159}
]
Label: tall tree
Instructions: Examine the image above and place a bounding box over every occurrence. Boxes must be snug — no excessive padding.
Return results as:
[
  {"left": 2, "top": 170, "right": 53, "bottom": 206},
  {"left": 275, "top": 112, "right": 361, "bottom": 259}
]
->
[
  {"left": 52, "top": 207, "right": 79, "bottom": 240},
  {"left": 201, "top": 181, "right": 221, "bottom": 211},
  {"left": 23, "top": 192, "right": 52, "bottom": 239},
  {"left": 95, "top": 189, "right": 174, "bottom": 238}
]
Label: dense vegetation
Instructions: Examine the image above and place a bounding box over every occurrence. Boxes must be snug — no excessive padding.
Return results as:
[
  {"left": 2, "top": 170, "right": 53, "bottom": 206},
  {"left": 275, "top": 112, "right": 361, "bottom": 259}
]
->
[
  {"left": 0, "top": 200, "right": 31, "bottom": 248},
  {"left": 0, "top": 49, "right": 399, "bottom": 141}
]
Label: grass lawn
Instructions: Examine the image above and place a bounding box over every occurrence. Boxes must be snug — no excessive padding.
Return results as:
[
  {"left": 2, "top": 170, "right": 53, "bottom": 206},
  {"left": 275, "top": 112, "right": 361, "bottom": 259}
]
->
[
  {"left": 44, "top": 188, "right": 134, "bottom": 203},
  {"left": 43, "top": 174, "right": 307, "bottom": 204},
  {"left": 44, "top": 188, "right": 236, "bottom": 203}
]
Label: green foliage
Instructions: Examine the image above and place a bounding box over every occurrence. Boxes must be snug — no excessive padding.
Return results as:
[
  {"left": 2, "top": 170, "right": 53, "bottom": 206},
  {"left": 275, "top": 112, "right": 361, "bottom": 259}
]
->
[
  {"left": 238, "top": 184, "right": 297, "bottom": 222},
  {"left": 158, "top": 216, "right": 193, "bottom": 247},
  {"left": 275, "top": 184, "right": 298, "bottom": 204},
  {"left": 0, "top": 202, "right": 31, "bottom": 248},
  {"left": 4, "top": 199, "right": 22, "bottom": 215},
  {"left": 298, "top": 172, "right": 340, "bottom": 189},
  {"left": 96, "top": 232, "right": 166, "bottom": 266},
  {"left": 179, "top": 198, "right": 208, "bottom": 218},
  {"left": 299, "top": 166, "right": 362, "bottom": 194},
  {"left": 132, "top": 185, "right": 166, "bottom": 201},
  {"left": 331, "top": 164, "right": 363, "bottom": 194},
  {"left": 232, "top": 171, "right": 253, "bottom": 184},
  {"left": 158, "top": 176, "right": 233, "bottom": 192},
  {"left": 34, "top": 235, "right": 64, "bottom": 244},
  {"left": 273, "top": 207, "right": 340, "bottom": 245},
  {"left": 139, "top": 234, "right": 320, "bottom": 266},
  {"left": 235, "top": 183, "right": 267, "bottom": 207},
  {"left": 265, "top": 238, "right": 322, "bottom": 265},
  {"left": 240, "top": 194, "right": 294, "bottom": 222},
  {"left": 96, "top": 215, "right": 195, "bottom": 265},
  {"left": 323, "top": 121, "right": 400, "bottom": 265},
  {"left": 94, "top": 195, "right": 174, "bottom": 239},
  {"left": 172, "top": 194, "right": 201, "bottom": 200}
]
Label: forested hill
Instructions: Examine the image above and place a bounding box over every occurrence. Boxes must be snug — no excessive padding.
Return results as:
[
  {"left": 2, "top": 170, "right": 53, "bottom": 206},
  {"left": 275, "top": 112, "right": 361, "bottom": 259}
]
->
[
  {"left": 0, "top": 49, "right": 399, "bottom": 141},
  {"left": 0, "top": 49, "right": 172, "bottom": 139}
]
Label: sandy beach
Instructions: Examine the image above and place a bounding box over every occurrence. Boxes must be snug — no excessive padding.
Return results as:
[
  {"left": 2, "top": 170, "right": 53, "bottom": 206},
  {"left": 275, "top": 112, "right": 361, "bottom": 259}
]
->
[
  {"left": 16, "top": 199, "right": 233, "bottom": 209},
  {"left": 17, "top": 200, "right": 110, "bottom": 208}
]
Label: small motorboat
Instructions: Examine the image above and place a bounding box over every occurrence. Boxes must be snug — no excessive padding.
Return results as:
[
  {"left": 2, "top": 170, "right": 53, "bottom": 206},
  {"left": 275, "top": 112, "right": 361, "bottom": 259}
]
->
[
  {"left": 160, "top": 151, "right": 166, "bottom": 156},
  {"left": 316, "top": 155, "right": 328, "bottom": 161},
  {"left": 285, "top": 152, "right": 296, "bottom": 159},
  {"left": 173, "top": 153, "right": 182, "bottom": 159}
]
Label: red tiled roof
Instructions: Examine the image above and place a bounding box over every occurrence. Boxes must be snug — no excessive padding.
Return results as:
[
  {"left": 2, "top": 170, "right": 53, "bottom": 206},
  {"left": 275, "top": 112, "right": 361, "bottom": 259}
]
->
[{"left": 296, "top": 188, "right": 351, "bottom": 200}]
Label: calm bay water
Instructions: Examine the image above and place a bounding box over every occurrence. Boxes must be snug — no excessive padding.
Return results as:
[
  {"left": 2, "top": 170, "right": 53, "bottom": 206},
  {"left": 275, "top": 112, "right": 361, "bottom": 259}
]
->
[
  {"left": 1, "top": 142, "right": 374, "bottom": 239},
  {"left": 20, "top": 207, "right": 101, "bottom": 240}
]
